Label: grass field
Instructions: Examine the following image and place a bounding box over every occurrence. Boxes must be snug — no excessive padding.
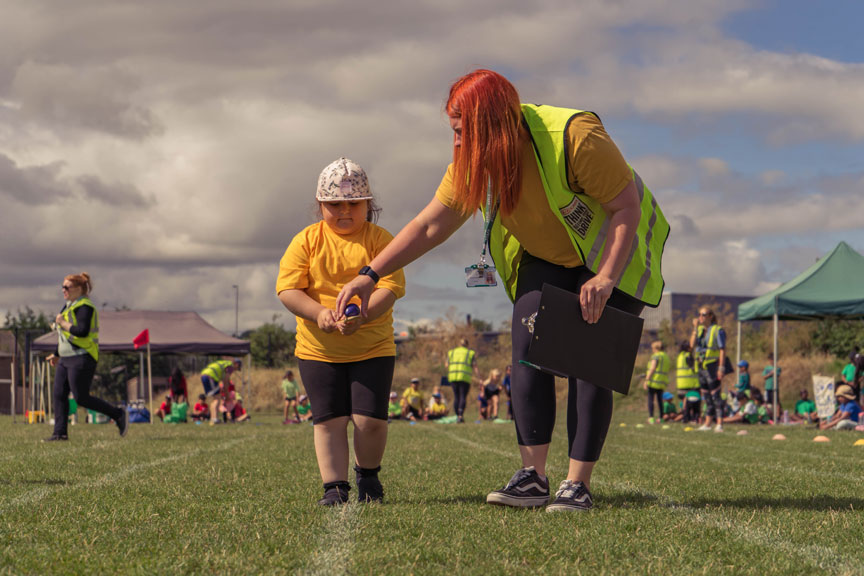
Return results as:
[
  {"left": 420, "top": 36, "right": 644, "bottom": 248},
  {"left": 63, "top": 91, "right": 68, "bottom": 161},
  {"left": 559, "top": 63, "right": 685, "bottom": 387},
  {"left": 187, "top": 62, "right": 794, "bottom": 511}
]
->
[{"left": 2, "top": 412, "right": 863, "bottom": 576}]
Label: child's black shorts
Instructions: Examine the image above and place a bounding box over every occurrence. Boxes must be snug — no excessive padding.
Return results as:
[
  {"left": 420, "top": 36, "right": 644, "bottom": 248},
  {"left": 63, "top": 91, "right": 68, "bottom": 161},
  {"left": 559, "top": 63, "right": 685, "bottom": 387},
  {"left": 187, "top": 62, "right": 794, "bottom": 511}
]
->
[{"left": 298, "top": 356, "right": 395, "bottom": 424}]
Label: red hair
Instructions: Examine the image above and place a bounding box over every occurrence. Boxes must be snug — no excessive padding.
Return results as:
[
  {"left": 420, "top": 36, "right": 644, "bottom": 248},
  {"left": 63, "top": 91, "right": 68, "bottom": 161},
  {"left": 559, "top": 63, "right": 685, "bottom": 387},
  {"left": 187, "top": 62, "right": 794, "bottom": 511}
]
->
[
  {"left": 64, "top": 272, "right": 92, "bottom": 295},
  {"left": 446, "top": 69, "right": 523, "bottom": 216}
]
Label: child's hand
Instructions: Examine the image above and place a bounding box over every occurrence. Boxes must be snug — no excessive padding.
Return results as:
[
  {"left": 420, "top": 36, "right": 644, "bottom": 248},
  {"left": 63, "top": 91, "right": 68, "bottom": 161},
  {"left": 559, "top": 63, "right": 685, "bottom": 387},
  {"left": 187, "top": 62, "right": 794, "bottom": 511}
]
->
[
  {"left": 317, "top": 308, "right": 339, "bottom": 332},
  {"left": 337, "top": 316, "right": 362, "bottom": 336}
]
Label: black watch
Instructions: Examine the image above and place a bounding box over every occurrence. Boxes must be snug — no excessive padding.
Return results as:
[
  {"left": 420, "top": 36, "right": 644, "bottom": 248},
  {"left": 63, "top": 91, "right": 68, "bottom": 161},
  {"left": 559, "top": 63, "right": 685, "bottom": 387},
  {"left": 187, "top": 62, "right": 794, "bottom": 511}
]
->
[{"left": 358, "top": 266, "right": 380, "bottom": 284}]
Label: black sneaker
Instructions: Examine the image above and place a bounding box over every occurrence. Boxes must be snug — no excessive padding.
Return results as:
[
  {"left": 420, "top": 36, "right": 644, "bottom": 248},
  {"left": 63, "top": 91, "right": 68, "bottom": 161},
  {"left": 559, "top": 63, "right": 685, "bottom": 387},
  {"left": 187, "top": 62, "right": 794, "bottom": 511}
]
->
[
  {"left": 486, "top": 467, "right": 550, "bottom": 508},
  {"left": 355, "top": 465, "right": 383, "bottom": 503},
  {"left": 318, "top": 482, "right": 350, "bottom": 506},
  {"left": 546, "top": 480, "right": 593, "bottom": 512},
  {"left": 42, "top": 434, "right": 68, "bottom": 442},
  {"left": 116, "top": 407, "right": 129, "bottom": 437}
]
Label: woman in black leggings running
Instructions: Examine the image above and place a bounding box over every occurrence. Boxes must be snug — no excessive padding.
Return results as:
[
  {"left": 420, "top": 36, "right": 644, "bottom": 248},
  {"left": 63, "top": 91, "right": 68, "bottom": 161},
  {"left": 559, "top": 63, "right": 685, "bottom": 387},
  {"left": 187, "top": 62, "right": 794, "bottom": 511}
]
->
[
  {"left": 44, "top": 272, "right": 128, "bottom": 442},
  {"left": 337, "top": 69, "right": 668, "bottom": 512}
]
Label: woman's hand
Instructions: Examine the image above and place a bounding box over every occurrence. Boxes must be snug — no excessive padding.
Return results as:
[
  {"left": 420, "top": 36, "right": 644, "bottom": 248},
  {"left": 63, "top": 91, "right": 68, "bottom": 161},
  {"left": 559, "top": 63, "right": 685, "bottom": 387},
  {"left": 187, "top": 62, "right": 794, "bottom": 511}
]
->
[
  {"left": 335, "top": 275, "right": 375, "bottom": 319},
  {"left": 579, "top": 274, "right": 615, "bottom": 324},
  {"left": 316, "top": 308, "right": 339, "bottom": 333},
  {"left": 47, "top": 354, "right": 58, "bottom": 367}
]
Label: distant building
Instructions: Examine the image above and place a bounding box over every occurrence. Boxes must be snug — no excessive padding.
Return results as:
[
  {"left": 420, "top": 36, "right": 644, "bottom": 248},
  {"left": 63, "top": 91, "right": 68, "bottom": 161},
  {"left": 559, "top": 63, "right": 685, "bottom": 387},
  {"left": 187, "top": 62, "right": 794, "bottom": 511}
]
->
[{"left": 641, "top": 292, "right": 754, "bottom": 334}]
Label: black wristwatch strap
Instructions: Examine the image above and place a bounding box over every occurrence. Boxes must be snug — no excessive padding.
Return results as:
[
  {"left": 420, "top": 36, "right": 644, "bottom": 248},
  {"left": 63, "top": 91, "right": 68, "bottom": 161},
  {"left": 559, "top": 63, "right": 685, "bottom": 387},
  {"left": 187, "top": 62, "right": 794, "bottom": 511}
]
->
[{"left": 358, "top": 266, "right": 380, "bottom": 284}]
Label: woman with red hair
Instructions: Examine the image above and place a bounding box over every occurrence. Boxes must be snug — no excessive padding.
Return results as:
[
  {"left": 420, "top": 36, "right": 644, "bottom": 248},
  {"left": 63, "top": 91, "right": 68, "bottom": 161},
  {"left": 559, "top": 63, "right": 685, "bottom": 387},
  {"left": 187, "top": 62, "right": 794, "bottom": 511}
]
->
[{"left": 338, "top": 69, "right": 668, "bottom": 512}]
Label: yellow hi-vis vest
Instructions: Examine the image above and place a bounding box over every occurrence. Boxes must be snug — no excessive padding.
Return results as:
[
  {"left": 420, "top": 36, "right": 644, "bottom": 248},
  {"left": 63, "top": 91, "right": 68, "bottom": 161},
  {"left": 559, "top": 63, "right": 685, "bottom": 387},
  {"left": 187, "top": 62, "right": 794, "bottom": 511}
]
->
[
  {"left": 484, "top": 104, "right": 669, "bottom": 306},
  {"left": 700, "top": 324, "right": 722, "bottom": 365},
  {"left": 58, "top": 297, "right": 99, "bottom": 361},
  {"left": 676, "top": 351, "right": 699, "bottom": 390},
  {"left": 647, "top": 351, "right": 670, "bottom": 390},
  {"left": 202, "top": 360, "right": 233, "bottom": 382},
  {"left": 447, "top": 347, "right": 475, "bottom": 384}
]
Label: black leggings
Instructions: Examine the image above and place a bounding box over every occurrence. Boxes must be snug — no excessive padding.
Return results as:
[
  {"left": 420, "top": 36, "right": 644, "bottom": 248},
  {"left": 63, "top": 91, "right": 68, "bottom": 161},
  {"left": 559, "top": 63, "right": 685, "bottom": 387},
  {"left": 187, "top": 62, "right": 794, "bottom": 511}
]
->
[
  {"left": 511, "top": 253, "right": 644, "bottom": 462},
  {"left": 53, "top": 354, "right": 123, "bottom": 436},
  {"left": 297, "top": 356, "right": 394, "bottom": 424},
  {"left": 450, "top": 380, "right": 470, "bottom": 417},
  {"left": 647, "top": 388, "right": 664, "bottom": 418}
]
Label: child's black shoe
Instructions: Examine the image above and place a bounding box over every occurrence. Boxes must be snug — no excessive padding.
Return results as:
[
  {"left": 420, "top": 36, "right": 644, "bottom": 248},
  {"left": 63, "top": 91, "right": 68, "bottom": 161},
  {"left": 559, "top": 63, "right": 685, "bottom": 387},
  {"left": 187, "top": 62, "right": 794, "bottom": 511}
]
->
[
  {"left": 355, "top": 465, "right": 383, "bottom": 503},
  {"left": 318, "top": 481, "right": 350, "bottom": 506}
]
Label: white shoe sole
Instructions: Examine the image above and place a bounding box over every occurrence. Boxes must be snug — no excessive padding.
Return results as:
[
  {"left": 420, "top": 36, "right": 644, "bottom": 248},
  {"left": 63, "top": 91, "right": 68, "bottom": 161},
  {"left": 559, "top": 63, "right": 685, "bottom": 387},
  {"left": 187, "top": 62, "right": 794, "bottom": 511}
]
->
[
  {"left": 486, "top": 492, "right": 549, "bottom": 507},
  {"left": 546, "top": 502, "right": 591, "bottom": 512}
]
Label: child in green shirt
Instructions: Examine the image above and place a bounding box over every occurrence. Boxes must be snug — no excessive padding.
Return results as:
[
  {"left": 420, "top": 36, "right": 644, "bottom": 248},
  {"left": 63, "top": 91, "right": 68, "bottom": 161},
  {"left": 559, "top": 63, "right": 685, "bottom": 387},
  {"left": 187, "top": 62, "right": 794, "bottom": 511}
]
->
[{"left": 281, "top": 369, "right": 301, "bottom": 424}]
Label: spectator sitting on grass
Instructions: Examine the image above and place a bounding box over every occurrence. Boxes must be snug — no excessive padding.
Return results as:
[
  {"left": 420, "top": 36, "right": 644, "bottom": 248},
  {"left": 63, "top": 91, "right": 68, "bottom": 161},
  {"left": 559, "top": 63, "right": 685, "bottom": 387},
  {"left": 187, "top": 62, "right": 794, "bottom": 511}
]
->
[
  {"left": 819, "top": 385, "right": 861, "bottom": 431},
  {"left": 401, "top": 378, "right": 425, "bottom": 421},
  {"left": 231, "top": 394, "right": 250, "bottom": 423},
  {"left": 725, "top": 389, "right": 768, "bottom": 424},
  {"left": 427, "top": 392, "right": 449, "bottom": 420},
  {"left": 191, "top": 394, "right": 210, "bottom": 421},
  {"left": 157, "top": 395, "right": 172, "bottom": 422},
  {"left": 297, "top": 394, "right": 312, "bottom": 422},
  {"left": 387, "top": 392, "right": 402, "bottom": 421},
  {"left": 790, "top": 389, "right": 818, "bottom": 424},
  {"left": 661, "top": 392, "right": 677, "bottom": 421},
  {"left": 164, "top": 397, "right": 189, "bottom": 423}
]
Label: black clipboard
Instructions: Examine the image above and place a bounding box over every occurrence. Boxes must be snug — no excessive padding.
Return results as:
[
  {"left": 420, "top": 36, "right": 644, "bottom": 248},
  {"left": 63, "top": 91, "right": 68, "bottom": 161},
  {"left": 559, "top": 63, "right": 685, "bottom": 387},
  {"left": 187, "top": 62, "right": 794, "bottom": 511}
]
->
[{"left": 524, "top": 283, "right": 644, "bottom": 395}]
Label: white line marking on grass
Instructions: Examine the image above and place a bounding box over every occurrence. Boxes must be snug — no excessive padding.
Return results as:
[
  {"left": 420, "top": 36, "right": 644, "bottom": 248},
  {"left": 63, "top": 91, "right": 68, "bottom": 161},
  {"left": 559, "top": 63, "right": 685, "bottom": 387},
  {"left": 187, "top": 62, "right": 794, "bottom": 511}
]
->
[
  {"left": 2, "top": 438, "right": 248, "bottom": 513},
  {"left": 422, "top": 426, "right": 562, "bottom": 476},
  {"left": 303, "top": 504, "right": 359, "bottom": 576},
  {"left": 615, "top": 427, "right": 864, "bottom": 464},
  {"left": 423, "top": 427, "right": 514, "bottom": 459},
  {"left": 596, "top": 479, "right": 862, "bottom": 575}
]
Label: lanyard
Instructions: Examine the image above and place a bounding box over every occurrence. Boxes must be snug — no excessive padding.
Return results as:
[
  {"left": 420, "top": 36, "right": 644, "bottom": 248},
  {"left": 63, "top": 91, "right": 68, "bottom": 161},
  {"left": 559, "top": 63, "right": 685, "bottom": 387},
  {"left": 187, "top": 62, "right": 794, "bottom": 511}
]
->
[{"left": 480, "top": 179, "right": 500, "bottom": 267}]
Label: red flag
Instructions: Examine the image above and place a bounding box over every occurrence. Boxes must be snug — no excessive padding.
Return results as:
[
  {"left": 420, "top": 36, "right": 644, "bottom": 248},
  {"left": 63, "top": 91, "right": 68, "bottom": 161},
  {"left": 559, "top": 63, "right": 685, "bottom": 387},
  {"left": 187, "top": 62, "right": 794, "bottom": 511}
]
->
[{"left": 133, "top": 329, "right": 150, "bottom": 349}]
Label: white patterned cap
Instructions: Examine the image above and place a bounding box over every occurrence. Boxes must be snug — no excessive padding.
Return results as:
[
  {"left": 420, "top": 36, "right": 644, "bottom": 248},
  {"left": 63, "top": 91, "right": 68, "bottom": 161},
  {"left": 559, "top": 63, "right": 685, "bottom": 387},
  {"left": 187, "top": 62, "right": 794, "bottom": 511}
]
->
[{"left": 316, "top": 157, "right": 373, "bottom": 201}]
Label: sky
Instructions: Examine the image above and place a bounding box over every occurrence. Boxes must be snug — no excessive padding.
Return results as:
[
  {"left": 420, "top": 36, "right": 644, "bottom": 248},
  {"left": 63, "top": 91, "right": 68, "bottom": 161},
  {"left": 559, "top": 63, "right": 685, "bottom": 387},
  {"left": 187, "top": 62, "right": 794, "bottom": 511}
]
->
[{"left": 2, "top": 0, "right": 863, "bottom": 335}]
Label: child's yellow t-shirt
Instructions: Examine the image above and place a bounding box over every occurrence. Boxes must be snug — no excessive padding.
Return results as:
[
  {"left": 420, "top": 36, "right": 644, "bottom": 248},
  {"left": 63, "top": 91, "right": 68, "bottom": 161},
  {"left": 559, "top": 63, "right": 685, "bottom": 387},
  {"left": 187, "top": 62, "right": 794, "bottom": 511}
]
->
[
  {"left": 276, "top": 220, "right": 406, "bottom": 363},
  {"left": 435, "top": 113, "right": 632, "bottom": 268}
]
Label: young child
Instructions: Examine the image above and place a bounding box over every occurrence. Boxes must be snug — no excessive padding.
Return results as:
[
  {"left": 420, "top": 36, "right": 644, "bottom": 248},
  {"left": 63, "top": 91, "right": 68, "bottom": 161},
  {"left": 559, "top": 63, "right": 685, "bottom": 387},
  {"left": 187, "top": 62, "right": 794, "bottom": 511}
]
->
[
  {"left": 282, "top": 369, "right": 301, "bottom": 424},
  {"left": 736, "top": 360, "right": 751, "bottom": 396},
  {"left": 297, "top": 394, "right": 312, "bottom": 422},
  {"left": 661, "top": 391, "right": 678, "bottom": 421},
  {"left": 791, "top": 389, "right": 818, "bottom": 424},
  {"left": 427, "top": 391, "right": 449, "bottom": 420},
  {"left": 276, "top": 157, "right": 406, "bottom": 506},
  {"left": 387, "top": 392, "right": 402, "bottom": 421},
  {"left": 157, "top": 395, "right": 172, "bottom": 422},
  {"left": 191, "top": 394, "right": 210, "bottom": 421},
  {"left": 401, "top": 378, "right": 425, "bottom": 421},
  {"left": 482, "top": 369, "right": 502, "bottom": 420}
]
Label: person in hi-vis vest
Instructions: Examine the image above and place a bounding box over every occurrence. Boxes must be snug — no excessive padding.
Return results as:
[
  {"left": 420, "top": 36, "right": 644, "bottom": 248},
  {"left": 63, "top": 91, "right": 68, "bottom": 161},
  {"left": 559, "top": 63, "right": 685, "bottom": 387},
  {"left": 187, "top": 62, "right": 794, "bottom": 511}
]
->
[
  {"left": 690, "top": 307, "right": 727, "bottom": 432},
  {"left": 200, "top": 358, "right": 241, "bottom": 424},
  {"left": 336, "top": 69, "right": 668, "bottom": 513},
  {"left": 642, "top": 340, "right": 670, "bottom": 424},
  {"left": 45, "top": 272, "right": 128, "bottom": 442},
  {"left": 445, "top": 337, "right": 479, "bottom": 423}
]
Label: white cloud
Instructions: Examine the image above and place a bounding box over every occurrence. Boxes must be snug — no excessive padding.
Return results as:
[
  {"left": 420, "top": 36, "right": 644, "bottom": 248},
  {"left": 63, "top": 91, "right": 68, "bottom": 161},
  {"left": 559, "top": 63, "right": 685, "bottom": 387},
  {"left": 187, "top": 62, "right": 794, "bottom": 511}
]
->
[{"left": 1, "top": 0, "right": 863, "bottom": 333}]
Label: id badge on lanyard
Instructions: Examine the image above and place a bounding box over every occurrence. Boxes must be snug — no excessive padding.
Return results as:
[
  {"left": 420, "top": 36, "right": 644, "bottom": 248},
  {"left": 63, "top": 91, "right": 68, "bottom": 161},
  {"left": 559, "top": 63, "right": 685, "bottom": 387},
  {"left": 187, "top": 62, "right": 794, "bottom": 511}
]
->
[{"left": 465, "top": 180, "right": 498, "bottom": 288}]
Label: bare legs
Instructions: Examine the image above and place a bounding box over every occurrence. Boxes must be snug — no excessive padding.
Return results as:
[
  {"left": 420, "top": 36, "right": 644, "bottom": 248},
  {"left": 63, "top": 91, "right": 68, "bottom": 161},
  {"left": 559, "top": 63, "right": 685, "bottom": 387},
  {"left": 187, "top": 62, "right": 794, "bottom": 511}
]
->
[{"left": 313, "top": 415, "right": 388, "bottom": 483}]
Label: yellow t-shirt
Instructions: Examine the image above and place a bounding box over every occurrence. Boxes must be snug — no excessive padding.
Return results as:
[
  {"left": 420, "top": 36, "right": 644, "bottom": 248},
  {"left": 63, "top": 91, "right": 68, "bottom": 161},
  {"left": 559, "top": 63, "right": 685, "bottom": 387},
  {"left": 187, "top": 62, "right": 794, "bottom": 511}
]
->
[
  {"left": 402, "top": 387, "right": 423, "bottom": 410},
  {"left": 276, "top": 220, "right": 406, "bottom": 362},
  {"left": 428, "top": 399, "right": 447, "bottom": 415},
  {"left": 435, "top": 114, "right": 632, "bottom": 267}
]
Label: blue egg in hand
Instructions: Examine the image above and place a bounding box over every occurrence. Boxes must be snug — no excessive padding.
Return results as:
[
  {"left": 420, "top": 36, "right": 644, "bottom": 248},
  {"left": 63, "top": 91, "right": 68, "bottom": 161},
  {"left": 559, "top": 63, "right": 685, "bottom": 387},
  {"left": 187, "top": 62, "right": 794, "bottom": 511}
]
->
[{"left": 345, "top": 303, "right": 360, "bottom": 318}]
